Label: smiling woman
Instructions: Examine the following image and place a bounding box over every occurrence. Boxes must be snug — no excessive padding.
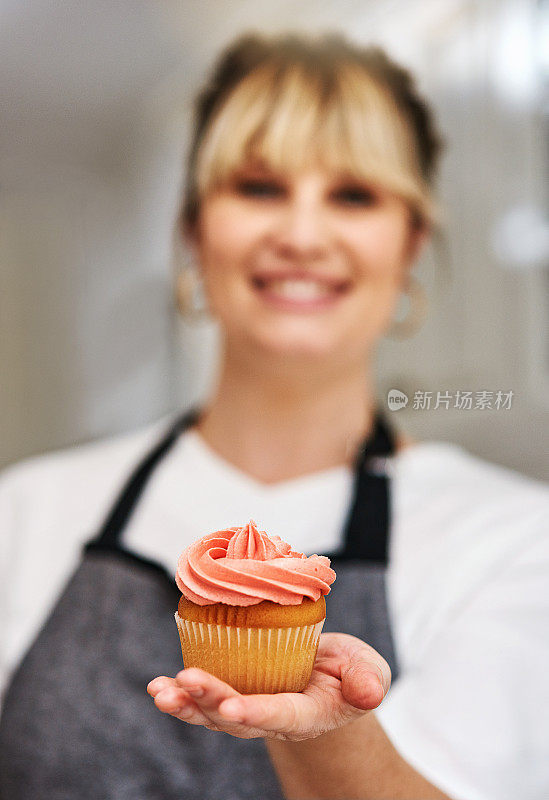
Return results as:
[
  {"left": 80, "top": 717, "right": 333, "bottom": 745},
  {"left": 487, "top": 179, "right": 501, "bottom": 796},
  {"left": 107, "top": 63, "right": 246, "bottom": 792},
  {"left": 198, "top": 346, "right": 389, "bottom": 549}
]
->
[{"left": 1, "top": 28, "right": 548, "bottom": 800}]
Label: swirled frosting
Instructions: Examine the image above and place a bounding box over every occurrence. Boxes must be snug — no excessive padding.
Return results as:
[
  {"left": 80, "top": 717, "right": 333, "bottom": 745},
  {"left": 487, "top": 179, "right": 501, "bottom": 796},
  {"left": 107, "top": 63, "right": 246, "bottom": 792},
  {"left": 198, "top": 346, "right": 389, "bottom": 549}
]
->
[{"left": 175, "top": 520, "right": 336, "bottom": 606}]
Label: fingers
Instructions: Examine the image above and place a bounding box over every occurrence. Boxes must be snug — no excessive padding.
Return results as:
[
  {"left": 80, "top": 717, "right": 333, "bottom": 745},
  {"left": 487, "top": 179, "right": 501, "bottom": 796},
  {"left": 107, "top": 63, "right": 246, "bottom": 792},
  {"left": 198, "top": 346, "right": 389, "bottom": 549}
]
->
[
  {"left": 340, "top": 646, "right": 391, "bottom": 710},
  {"left": 219, "top": 692, "right": 310, "bottom": 737},
  {"left": 341, "top": 665, "right": 385, "bottom": 710},
  {"left": 147, "top": 676, "right": 174, "bottom": 696},
  {"left": 148, "top": 669, "right": 303, "bottom": 739},
  {"left": 147, "top": 675, "right": 210, "bottom": 726},
  {"left": 149, "top": 669, "right": 264, "bottom": 736},
  {"left": 315, "top": 632, "right": 391, "bottom": 711},
  {"left": 174, "top": 669, "right": 269, "bottom": 736},
  {"left": 174, "top": 667, "right": 240, "bottom": 712}
]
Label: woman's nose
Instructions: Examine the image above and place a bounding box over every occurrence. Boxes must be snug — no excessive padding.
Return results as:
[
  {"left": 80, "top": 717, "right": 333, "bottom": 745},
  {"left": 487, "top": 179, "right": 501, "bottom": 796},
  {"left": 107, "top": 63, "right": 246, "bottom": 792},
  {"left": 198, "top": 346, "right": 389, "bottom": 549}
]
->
[{"left": 272, "top": 197, "right": 330, "bottom": 261}]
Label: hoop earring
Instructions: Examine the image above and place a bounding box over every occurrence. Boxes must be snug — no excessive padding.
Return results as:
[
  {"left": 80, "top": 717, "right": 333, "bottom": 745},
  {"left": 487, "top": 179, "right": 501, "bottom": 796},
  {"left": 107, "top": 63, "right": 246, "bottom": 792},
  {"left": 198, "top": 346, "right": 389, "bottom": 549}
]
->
[
  {"left": 388, "top": 275, "right": 428, "bottom": 339},
  {"left": 175, "top": 267, "right": 209, "bottom": 320}
]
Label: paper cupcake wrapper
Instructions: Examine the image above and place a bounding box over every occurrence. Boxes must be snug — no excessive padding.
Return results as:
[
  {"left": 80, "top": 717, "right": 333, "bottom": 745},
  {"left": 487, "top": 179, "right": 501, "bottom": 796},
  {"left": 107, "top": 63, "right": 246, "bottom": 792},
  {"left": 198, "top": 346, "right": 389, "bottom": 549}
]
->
[{"left": 175, "top": 612, "right": 325, "bottom": 694}]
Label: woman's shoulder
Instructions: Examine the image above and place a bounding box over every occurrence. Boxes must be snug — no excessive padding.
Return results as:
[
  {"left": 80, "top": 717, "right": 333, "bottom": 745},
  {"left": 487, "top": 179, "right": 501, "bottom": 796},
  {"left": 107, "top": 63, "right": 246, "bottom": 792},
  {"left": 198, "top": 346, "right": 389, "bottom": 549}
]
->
[
  {"left": 391, "top": 437, "right": 549, "bottom": 589},
  {"left": 394, "top": 436, "right": 549, "bottom": 509},
  {"left": 3, "top": 418, "right": 168, "bottom": 481},
  {"left": 0, "top": 416, "right": 172, "bottom": 528},
  {"left": 388, "top": 439, "right": 549, "bottom": 653}
]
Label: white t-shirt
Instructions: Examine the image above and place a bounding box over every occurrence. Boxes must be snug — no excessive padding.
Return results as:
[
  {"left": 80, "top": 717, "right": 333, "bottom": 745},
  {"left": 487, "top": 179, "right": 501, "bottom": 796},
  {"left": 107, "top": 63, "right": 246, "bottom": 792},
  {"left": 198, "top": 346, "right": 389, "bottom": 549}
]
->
[{"left": 1, "top": 420, "right": 548, "bottom": 800}]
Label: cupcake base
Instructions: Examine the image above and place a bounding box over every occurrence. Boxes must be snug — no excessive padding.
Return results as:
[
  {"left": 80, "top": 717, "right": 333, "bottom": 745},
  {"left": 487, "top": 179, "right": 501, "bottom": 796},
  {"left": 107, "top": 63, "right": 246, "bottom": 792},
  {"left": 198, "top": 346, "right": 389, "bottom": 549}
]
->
[{"left": 175, "top": 600, "right": 325, "bottom": 694}]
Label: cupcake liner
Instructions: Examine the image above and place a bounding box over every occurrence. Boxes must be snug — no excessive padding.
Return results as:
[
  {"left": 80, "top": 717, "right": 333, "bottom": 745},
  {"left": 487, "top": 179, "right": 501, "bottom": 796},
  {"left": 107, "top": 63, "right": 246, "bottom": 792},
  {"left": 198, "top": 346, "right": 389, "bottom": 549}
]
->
[{"left": 175, "top": 612, "right": 324, "bottom": 694}]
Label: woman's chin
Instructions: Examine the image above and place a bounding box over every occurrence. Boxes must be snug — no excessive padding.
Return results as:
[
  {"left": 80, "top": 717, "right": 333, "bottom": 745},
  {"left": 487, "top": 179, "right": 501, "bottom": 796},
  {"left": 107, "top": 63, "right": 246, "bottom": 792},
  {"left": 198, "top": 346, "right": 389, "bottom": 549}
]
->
[
  {"left": 223, "top": 313, "right": 370, "bottom": 365},
  {"left": 246, "top": 327, "right": 346, "bottom": 362}
]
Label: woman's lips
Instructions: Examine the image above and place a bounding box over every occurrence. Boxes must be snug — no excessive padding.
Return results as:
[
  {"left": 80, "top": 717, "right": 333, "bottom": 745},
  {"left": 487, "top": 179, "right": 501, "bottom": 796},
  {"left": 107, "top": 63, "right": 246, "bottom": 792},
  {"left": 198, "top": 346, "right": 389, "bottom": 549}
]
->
[{"left": 251, "top": 275, "right": 350, "bottom": 311}]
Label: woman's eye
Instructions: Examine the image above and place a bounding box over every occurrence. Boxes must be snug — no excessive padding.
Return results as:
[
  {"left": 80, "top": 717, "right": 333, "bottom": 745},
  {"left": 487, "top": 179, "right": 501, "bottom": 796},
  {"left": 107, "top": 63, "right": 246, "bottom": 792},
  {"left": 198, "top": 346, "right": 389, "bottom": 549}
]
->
[
  {"left": 235, "top": 180, "right": 284, "bottom": 199},
  {"left": 332, "top": 186, "right": 377, "bottom": 207}
]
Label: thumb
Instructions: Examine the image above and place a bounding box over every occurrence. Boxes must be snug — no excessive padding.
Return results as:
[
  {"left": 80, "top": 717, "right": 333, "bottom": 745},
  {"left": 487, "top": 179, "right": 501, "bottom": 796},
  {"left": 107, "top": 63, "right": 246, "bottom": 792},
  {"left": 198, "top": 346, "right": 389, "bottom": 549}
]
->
[{"left": 340, "top": 646, "right": 391, "bottom": 711}]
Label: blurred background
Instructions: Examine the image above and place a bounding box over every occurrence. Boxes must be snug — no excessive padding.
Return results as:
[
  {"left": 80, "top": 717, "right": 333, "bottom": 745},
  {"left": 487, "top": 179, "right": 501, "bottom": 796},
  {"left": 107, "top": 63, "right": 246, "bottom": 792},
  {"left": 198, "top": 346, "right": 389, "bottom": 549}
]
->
[{"left": 1, "top": 0, "right": 548, "bottom": 479}]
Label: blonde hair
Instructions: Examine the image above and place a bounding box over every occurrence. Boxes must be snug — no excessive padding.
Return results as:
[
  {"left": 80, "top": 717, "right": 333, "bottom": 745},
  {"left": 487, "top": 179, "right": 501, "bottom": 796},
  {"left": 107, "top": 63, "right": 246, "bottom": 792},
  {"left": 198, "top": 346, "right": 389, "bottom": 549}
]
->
[{"left": 183, "top": 33, "right": 443, "bottom": 229}]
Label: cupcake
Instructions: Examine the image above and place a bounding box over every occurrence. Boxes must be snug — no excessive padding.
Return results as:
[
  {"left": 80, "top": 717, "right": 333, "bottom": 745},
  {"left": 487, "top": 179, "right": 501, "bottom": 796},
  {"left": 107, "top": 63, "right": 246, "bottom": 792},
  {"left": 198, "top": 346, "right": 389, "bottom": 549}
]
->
[{"left": 174, "top": 520, "right": 336, "bottom": 694}]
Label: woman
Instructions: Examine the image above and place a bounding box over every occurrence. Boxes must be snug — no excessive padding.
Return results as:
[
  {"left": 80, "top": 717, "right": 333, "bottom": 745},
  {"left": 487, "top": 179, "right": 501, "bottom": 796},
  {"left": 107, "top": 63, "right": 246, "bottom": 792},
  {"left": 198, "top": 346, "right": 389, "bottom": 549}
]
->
[{"left": 1, "top": 33, "right": 548, "bottom": 800}]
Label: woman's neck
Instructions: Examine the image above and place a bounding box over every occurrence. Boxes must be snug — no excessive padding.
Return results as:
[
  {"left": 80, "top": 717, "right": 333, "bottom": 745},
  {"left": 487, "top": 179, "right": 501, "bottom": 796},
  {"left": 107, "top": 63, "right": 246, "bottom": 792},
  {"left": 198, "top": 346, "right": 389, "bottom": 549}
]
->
[{"left": 195, "top": 347, "right": 379, "bottom": 484}]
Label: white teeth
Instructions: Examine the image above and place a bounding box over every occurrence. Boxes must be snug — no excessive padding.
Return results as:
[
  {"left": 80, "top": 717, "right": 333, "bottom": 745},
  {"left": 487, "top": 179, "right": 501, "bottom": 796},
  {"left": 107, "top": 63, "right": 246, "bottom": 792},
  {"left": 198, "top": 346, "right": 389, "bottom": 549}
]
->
[{"left": 262, "top": 279, "right": 331, "bottom": 300}]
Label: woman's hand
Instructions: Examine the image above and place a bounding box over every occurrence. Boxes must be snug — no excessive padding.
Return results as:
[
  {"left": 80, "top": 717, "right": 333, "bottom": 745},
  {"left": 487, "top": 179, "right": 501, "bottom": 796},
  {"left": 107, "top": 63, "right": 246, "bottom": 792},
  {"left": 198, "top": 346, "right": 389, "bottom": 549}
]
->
[{"left": 147, "top": 633, "right": 391, "bottom": 741}]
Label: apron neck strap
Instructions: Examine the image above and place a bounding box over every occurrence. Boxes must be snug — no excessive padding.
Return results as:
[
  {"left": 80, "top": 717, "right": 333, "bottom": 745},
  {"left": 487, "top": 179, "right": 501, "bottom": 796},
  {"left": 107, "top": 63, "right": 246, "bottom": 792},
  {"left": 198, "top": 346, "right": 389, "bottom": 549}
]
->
[
  {"left": 333, "top": 409, "right": 396, "bottom": 564},
  {"left": 89, "top": 408, "right": 201, "bottom": 549}
]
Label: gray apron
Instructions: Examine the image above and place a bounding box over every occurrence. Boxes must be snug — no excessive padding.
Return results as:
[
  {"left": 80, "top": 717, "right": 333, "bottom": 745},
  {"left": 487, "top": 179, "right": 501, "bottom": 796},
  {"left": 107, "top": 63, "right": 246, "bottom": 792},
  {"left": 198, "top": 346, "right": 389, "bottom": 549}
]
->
[{"left": 0, "top": 408, "right": 399, "bottom": 800}]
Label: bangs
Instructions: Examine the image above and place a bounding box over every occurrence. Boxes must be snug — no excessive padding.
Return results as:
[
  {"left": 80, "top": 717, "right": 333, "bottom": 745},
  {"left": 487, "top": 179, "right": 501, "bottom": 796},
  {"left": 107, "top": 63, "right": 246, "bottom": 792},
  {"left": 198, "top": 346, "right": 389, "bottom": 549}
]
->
[{"left": 195, "top": 59, "right": 436, "bottom": 223}]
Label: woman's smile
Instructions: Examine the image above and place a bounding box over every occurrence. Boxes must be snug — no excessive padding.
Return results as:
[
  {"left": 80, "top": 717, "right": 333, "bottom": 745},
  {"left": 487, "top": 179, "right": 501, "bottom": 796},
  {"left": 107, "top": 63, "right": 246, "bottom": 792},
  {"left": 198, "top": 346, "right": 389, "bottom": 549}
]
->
[{"left": 250, "top": 269, "right": 352, "bottom": 312}]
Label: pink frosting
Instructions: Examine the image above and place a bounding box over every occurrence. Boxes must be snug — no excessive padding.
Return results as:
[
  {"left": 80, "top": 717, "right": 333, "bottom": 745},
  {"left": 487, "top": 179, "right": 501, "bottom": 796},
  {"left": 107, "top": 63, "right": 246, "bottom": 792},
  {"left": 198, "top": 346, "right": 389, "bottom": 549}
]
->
[{"left": 175, "top": 520, "right": 336, "bottom": 606}]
